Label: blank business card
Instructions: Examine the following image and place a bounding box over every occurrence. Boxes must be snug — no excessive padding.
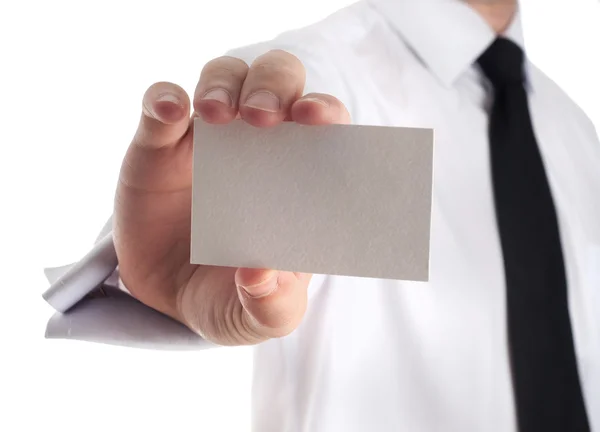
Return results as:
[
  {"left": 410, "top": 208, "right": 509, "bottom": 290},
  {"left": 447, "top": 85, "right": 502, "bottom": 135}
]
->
[{"left": 191, "top": 119, "right": 434, "bottom": 281}]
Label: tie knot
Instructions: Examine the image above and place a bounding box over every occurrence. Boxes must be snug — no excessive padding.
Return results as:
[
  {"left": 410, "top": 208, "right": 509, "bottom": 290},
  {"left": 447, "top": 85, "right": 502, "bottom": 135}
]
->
[{"left": 477, "top": 37, "right": 525, "bottom": 86}]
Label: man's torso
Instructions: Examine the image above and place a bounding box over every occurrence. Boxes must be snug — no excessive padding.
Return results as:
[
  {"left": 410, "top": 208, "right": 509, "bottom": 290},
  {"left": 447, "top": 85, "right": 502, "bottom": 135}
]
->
[{"left": 227, "top": 2, "right": 600, "bottom": 430}]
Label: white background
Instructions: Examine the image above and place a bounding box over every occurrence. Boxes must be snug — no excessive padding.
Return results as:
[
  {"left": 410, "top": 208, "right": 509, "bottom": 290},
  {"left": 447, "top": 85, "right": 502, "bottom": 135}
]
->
[{"left": 0, "top": 0, "right": 598, "bottom": 431}]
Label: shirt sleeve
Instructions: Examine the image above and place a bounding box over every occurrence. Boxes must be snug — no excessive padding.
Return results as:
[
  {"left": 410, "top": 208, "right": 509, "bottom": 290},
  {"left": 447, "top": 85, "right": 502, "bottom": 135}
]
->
[
  {"left": 43, "top": 38, "right": 340, "bottom": 351},
  {"left": 43, "top": 216, "right": 215, "bottom": 351}
]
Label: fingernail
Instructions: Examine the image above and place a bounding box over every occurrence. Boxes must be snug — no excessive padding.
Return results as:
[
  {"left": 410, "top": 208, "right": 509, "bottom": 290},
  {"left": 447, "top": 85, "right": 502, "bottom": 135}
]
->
[
  {"left": 202, "top": 88, "right": 233, "bottom": 107},
  {"left": 244, "top": 91, "right": 280, "bottom": 112},
  {"left": 156, "top": 92, "right": 181, "bottom": 105},
  {"left": 238, "top": 273, "right": 278, "bottom": 298},
  {"left": 148, "top": 92, "right": 183, "bottom": 122}
]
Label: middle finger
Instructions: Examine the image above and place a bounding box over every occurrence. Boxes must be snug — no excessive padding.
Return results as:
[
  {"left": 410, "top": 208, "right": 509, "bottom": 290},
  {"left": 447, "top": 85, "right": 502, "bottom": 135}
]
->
[{"left": 240, "top": 49, "right": 306, "bottom": 127}]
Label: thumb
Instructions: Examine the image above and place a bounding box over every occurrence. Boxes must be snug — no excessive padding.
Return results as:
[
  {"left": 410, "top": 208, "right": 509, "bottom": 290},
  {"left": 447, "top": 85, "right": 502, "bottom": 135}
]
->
[{"left": 235, "top": 269, "right": 311, "bottom": 340}]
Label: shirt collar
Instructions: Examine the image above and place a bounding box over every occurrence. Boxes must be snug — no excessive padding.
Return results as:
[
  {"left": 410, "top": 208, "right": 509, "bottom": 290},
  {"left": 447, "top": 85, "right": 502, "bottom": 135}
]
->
[{"left": 366, "top": 0, "right": 530, "bottom": 89}]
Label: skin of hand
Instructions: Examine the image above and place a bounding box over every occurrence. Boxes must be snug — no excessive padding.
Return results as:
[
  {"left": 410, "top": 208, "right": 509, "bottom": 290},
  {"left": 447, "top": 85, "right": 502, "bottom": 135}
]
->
[{"left": 113, "top": 50, "right": 351, "bottom": 346}]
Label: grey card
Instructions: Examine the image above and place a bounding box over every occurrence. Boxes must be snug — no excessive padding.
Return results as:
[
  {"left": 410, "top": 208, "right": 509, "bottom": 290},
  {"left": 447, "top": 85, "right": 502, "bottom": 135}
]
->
[{"left": 192, "top": 119, "right": 434, "bottom": 281}]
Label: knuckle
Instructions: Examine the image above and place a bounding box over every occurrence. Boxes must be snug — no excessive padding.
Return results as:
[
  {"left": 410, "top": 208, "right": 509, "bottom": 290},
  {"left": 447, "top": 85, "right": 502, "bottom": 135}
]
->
[
  {"left": 271, "top": 322, "right": 298, "bottom": 338},
  {"left": 249, "top": 62, "right": 301, "bottom": 83},
  {"left": 220, "top": 55, "right": 250, "bottom": 67},
  {"left": 201, "top": 56, "right": 248, "bottom": 80},
  {"left": 146, "top": 81, "right": 165, "bottom": 92},
  {"left": 266, "top": 49, "right": 303, "bottom": 67},
  {"left": 251, "top": 51, "right": 304, "bottom": 78},
  {"left": 146, "top": 81, "right": 181, "bottom": 94},
  {"left": 268, "top": 309, "right": 296, "bottom": 331},
  {"left": 260, "top": 301, "right": 305, "bottom": 335}
]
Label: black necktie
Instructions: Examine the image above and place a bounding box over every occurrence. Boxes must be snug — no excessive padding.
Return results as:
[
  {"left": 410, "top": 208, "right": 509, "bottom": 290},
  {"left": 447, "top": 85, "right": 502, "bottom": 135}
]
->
[{"left": 477, "top": 38, "right": 590, "bottom": 432}]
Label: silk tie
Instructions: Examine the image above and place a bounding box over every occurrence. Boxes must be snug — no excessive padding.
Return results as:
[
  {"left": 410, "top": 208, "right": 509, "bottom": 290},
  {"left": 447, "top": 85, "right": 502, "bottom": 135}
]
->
[{"left": 477, "top": 37, "right": 590, "bottom": 432}]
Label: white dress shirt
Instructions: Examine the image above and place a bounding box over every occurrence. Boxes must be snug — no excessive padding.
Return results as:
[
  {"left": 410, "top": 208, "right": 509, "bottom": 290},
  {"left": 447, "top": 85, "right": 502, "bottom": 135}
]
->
[{"left": 44, "top": 0, "right": 600, "bottom": 431}]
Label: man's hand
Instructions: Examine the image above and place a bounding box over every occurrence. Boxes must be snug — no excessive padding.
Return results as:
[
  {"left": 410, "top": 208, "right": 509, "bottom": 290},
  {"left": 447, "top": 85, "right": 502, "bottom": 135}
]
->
[{"left": 113, "top": 50, "right": 351, "bottom": 345}]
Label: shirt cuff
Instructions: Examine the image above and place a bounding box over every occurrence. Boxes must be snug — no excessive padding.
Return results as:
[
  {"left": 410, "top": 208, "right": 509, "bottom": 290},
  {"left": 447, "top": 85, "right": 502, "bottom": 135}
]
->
[{"left": 43, "top": 217, "right": 212, "bottom": 351}]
